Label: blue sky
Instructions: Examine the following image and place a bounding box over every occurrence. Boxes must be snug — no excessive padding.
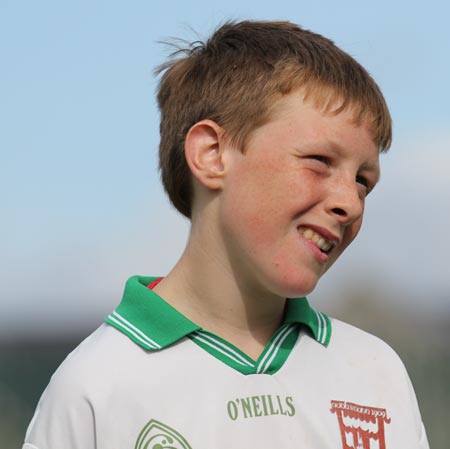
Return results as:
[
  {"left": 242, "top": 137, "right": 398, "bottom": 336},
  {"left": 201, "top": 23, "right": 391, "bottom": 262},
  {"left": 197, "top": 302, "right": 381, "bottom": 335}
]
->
[{"left": 1, "top": 0, "right": 449, "bottom": 337}]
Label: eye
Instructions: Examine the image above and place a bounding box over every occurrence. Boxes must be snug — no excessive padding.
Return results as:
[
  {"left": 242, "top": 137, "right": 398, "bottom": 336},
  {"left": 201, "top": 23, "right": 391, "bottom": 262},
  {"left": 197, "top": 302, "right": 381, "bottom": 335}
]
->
[
  {"left": 356, "top": 175, "right": 369, "bottom": 187},
  {"left": 309, "top": 155, "right": 330, "bottom": 165},
  {"left": 356, "top": 175, "right": 371, "bottom": 196}
]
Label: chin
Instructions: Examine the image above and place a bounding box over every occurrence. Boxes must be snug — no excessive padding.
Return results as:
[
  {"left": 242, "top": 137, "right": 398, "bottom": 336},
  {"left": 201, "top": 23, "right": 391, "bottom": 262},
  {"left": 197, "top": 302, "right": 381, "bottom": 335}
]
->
[{"left": 270, "top": 272, "right": 320, "bottom": 299}]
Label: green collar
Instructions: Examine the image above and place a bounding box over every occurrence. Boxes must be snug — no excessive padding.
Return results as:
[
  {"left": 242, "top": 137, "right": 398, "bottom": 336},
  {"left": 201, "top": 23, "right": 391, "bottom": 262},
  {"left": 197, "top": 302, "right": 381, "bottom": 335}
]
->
[{"left": 105, "top": 276, "right": 332, "bottom": 351}]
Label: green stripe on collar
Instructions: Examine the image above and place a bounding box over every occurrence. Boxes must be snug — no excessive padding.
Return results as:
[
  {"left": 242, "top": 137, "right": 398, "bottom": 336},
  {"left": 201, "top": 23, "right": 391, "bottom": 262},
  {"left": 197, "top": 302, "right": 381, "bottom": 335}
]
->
[
  {"left": 105, "top": 276, "right": 332, "bottom": 354},
  {"left": 189, "top": 323, "right": 300, "bottom": 375},
  {"left": 285, "top": 297, "right": 332, "bottom": 346},
  {"left": 105, "top": 276, "right": 200, "bottom": 349}
]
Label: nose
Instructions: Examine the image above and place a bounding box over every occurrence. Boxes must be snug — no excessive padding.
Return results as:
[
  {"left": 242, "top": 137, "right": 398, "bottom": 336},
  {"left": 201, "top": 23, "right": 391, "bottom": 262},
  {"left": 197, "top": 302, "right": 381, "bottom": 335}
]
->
[{"left": 326, "top": 177, "right": 364, "bottom": 225}]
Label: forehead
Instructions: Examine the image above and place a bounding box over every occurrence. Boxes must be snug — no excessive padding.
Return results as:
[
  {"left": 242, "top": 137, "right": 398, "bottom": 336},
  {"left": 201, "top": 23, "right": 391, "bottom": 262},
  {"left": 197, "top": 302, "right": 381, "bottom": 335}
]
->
[
  {"left": 266, "top": 83, "right": 385, "bottom": 147},
  {"left": 268, "top": 91, "right": 376, "bottom": 140},
  {"left": 247, "top": 91, "right": 380, "bottom": 172},
  {"left": 270, "top": 88, "right": 370, "bottom": 128}
]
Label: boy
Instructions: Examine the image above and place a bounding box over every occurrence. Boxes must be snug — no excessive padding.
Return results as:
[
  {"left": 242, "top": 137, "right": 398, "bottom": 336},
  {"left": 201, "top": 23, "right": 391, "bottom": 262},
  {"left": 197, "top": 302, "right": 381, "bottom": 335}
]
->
[{"left": 23, "top": 20, "right": 429, "bottom": 449}]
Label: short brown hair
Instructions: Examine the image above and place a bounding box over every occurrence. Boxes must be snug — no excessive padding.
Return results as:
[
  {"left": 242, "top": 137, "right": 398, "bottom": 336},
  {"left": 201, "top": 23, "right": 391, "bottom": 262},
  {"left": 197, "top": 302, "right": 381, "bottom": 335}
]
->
[{"left": 156, "top": 20, "right": 392, "bottom": 218}]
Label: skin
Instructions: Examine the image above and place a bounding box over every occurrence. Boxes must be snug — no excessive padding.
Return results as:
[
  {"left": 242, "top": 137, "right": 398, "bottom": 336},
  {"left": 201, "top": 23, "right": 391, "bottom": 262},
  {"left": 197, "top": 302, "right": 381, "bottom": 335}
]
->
[{"left": 154, "top": 91, "right": 380, "bottom": 360}]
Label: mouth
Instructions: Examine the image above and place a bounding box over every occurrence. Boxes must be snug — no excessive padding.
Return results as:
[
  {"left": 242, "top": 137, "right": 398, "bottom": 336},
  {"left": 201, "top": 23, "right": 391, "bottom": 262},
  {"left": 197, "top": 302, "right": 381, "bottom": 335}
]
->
[{"left": 298, "top": 226, "right": 337, "bottom": 255}]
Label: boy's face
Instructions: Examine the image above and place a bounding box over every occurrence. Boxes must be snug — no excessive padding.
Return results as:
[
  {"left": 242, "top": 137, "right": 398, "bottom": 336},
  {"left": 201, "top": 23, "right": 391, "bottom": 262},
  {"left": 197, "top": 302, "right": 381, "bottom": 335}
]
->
[{"left": 218, "top": 92, "right": 380, "bottom": 298}]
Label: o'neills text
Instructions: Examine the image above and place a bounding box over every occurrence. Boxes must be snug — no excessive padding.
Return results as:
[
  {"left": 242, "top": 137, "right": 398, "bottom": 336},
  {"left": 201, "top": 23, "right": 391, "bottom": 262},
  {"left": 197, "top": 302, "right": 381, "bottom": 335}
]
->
[{"left": 227, "top": 394, "right": 295, "bottom": 420}]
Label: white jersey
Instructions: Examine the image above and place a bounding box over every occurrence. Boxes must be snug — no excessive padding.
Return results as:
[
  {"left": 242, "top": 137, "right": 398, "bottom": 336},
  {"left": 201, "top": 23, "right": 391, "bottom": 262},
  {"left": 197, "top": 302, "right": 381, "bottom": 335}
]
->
[{"left": 23, "top": 276, "right": 429, "bottom": 449}]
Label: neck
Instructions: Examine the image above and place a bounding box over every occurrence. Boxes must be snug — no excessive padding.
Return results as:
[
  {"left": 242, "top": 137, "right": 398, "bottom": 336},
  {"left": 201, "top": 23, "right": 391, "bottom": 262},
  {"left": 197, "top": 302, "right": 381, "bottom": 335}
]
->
[{"left": 153, "top": 225, "right": 286, "bottom": 360}]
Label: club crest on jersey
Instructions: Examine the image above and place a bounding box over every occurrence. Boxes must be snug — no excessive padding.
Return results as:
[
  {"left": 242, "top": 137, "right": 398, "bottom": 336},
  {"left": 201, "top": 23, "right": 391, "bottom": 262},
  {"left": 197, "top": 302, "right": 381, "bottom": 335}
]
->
[
  {"left": 135, "top": 419, "right": 192, "bottom": 449},
  {"left": 330, "top": 400, "right": 391, "bottom": 449}
]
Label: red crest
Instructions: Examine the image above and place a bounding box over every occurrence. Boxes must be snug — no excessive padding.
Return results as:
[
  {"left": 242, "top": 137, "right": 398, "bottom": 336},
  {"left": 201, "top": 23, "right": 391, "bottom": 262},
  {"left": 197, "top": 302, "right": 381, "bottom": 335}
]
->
[{"left": 331, "top": 400, "right": 391, "bottom": 449}]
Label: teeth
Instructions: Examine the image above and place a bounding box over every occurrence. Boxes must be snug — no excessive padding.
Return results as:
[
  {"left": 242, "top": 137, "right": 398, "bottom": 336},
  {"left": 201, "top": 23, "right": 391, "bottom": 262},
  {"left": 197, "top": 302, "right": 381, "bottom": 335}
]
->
[
  {"left": 300, "top": 227, "right": 333, "bottom": 252},
  {"left": 304, "top": 229, "right": 314, "bottom": 239}
]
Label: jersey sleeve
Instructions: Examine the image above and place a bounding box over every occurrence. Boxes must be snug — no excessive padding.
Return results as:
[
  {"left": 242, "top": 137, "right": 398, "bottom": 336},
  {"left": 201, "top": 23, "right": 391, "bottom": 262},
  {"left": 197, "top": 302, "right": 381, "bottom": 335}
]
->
[
  {"left": 403, "top": 367, "right": 430, "bottom": 449},
  {"left": 22, "top": 346, "right": 98, "bottom": 449},
  {"left": 22, "top": 377, "right": 96, "bottom": 449}
]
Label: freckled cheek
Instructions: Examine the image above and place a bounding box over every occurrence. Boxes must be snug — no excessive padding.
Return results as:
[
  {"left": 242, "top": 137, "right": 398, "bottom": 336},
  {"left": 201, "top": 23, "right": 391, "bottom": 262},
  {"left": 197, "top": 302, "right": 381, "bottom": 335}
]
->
[
  {"left": 222, "top": 159, "right": 293, "bottom": 249},
  {"left": 238, "top": 209, "right": 281, "bottom": 251},
  {"left": 222, "top": 194, "right": 284, "bottom": 261},
  {"left": 225, "top": 172, "right": 284, "bottom": 224}
]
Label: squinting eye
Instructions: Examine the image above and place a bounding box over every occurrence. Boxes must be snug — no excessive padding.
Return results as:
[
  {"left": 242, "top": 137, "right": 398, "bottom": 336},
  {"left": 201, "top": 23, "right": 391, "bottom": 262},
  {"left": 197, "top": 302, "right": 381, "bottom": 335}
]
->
[
  {"left": 310, "top": 155, "right": 330, "bottom": 165},
  {"left": 356, "top": 175, "right": 371, "bottom": 196},
  {"left": 356, "top": 175, "right": 369, "bottom": 187}
]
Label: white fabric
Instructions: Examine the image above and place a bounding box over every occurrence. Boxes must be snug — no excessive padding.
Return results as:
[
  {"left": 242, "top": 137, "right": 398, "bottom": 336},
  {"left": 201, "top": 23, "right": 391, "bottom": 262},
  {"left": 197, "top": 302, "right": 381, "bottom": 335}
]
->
[{"left": 23, "top": 320, "right": 429, "bottom": 449}]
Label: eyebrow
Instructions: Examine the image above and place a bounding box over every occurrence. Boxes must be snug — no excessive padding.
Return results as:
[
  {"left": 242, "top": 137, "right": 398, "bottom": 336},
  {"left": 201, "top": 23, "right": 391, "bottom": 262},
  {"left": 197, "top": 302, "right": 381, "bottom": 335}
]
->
[{"left": 360, "top": 159, "right": 380, "bottom": 169}]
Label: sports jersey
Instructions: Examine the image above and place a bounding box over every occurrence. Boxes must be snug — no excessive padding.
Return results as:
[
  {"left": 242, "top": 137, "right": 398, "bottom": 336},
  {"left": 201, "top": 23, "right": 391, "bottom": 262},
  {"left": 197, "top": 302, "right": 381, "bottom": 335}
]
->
[{"left": 23, "top": 276, "right": 429, "bottom": 449}]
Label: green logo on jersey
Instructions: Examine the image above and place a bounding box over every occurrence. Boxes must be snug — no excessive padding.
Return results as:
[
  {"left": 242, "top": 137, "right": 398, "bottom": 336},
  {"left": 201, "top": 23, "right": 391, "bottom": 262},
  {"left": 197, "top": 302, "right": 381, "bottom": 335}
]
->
[
  {"left": 135, "top": 419, "right": 192, "bottom": 449},
  {"left": 226, "top": 394, "right": 295, "bottom": 420}
]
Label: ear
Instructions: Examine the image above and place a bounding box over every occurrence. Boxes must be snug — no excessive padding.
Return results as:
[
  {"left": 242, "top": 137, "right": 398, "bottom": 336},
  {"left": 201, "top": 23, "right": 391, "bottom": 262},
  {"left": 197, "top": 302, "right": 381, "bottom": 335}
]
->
[{"left": 184, "top": 120, "right": 227, "bottom": 190}]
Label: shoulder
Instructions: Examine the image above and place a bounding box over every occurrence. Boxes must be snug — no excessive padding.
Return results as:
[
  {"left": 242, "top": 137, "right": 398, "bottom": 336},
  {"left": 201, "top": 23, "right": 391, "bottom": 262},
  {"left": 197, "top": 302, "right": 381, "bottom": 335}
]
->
[
  {"left": 36, "top": 324, "right": 126, "bottom": 398},
  {"left": 24, "top": 324, "right": 146, "bottom": 448},
  {"left": 329, "top": 317, "right": 402, "bottom": 360},
  {"left": 28, "top": 323, "right": 148, "bottom": 423},
  {"left": 325, "top": 318, "right": 429, "bottom": 446},
  {"left": 43, "top": 324, "right": 145, "bottom": 395},
  {"left": 322, "top": 317, "right": 414, "bottom": 383}
]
